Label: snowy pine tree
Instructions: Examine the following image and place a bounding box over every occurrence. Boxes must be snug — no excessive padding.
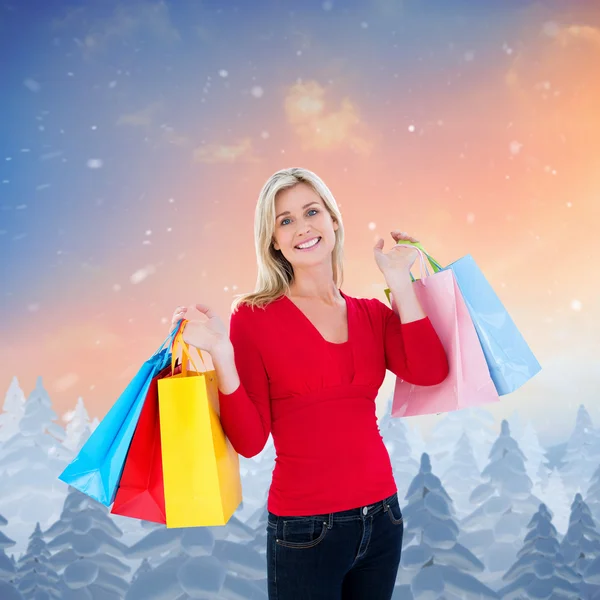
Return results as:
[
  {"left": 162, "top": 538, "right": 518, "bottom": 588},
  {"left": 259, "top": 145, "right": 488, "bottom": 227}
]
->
[
  {"left": 62, "top": 397, "right": 93, "bottom": 453},
  {"left": 19, "top": 377, "right": 66, "bottom": 443},
  {"left": 236, "top": 437, "right": 275, "bottom": 524},
  {"left": 0, "top": 378, "right": 73, "bottom": 555},
  {"left": 394, "top": 453, "right": 498, "bottom": 599},
  {"left": 0, "top": 377, "right": 26, "bottom": 443},
  {"left": 45, "top": 487, "right": 131, "bottom": 600},
  {"left": 498, "top": 504, "right": 580, "bottom": 598},
  {"left": 441, "top": 433, "right": 483, "bottom": 518},
  {"left": 126, "top": 518, "right": 267, "bottom": 599},
  {"left": 559, "top": 405, "right": 600, "bottom": 496},
  {"left": 427, "top": 407, "right": 497, "bottom": 474},
  {"left": 16, "top": 523, "right": 61, "bottom": 599},
  {"left": 560, "top": 493, "right": 600, "bottom": 599},
  {"left": 0, "top": 513, "right": 18, "bottom": 587},
  {"left": 379, "top": 407, "right": 420, "bottom": 502},
  {"left": 541, "top": 469, "right": 571, "bottom": 535},
  {"left": 460, "top": 420, "right": 541, "bottom": 580},
  {"left": 586, "top": 463, "right": 600, "bottom": 527},
  {"left": 518, "top": 421, "right": 551, "bottom": 490}
]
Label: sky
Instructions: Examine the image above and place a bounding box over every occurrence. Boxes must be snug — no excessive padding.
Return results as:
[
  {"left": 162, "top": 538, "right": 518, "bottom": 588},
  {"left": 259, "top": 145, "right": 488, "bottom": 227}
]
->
[{"left": 1, "top": 0, "right": 599, "bottom": 446}]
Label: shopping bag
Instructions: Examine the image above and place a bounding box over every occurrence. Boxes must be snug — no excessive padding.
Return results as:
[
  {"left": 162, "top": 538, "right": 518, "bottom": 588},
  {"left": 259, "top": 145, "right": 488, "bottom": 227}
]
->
[
  {"left": 387, "top": 241, "right": 542, "bottom": 395},
  {"left": 158, "top": 324, "right": 242, "bottom": 528},
  {"left": 110, "top": 362, "right": 182, "bottom": 524},
  {"left": 388, "top": 248, "right": 500, "bottom": 417},
  {"left": 58, "top": 326, "right": 180, "bottom": 505}
]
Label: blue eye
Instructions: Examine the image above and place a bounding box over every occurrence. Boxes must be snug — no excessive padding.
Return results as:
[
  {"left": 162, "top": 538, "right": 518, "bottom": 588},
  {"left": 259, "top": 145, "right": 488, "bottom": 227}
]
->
[{"left": 279, "top": 208, "right": 318, "bottom": 226}]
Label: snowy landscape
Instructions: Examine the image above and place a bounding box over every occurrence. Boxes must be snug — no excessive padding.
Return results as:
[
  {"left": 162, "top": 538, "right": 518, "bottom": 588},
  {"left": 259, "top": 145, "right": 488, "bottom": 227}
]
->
[{"left": 2, "top": 376, "right": 600, "bottom": 599}]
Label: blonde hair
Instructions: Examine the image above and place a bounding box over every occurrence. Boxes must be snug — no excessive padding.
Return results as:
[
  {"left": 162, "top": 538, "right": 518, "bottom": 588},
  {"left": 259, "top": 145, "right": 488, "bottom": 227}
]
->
[{"left": 232, "top": 167, "right": 345, "bottom": 311}]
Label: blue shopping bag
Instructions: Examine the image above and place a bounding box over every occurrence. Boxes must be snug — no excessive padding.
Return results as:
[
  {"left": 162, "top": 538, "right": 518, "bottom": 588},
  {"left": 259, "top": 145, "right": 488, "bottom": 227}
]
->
[
  {"left": 385, "top": 242, "right": 541, "bottom": 396},
  {"left": 58, "top": 325, "right": 181, "bottom": 505}
]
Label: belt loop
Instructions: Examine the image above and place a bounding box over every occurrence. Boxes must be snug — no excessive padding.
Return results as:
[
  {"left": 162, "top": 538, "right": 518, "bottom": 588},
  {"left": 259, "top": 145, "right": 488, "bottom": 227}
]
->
[{"left": 327, "top": 512, "right": 333, "bottom": 529}]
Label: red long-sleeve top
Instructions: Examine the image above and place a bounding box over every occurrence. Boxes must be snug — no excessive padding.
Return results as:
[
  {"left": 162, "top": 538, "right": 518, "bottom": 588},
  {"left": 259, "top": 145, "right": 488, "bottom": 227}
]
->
[{"left": 218, "top": 291, "right": 448, "bottom": 516}]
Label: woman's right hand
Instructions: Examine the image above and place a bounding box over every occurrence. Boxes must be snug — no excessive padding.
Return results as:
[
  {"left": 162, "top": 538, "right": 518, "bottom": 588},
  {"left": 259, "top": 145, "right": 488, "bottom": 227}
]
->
[{"left": 169, "top": 304, "right": 230, "bottom": 355}]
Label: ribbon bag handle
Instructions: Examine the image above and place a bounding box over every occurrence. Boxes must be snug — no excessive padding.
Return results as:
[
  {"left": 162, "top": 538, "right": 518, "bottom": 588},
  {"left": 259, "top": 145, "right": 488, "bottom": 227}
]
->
[
  {"left": 383, "top": 240, "right": 443, "bottom": 304},
  {"left": 170, "top": 320, "right": 207, "bottom": 376},
  {"left": 397, "top": 240, "right": 442, "bottom": 275}
]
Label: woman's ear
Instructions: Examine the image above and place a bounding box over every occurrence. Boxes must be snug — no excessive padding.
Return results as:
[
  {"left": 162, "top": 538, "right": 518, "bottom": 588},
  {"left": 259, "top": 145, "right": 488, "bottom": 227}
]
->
[
  {"left": 333, "top": 218, "right": 339, "bottom": 232},
  {"left": 272, "top": 238, "right": 280, "bottom": 251}
]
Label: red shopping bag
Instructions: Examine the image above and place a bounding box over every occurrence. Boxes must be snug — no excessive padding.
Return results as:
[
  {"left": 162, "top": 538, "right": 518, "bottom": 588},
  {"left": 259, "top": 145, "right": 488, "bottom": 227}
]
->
[{"left": 111, "top": 362, "right": 182, "bottom": 523}]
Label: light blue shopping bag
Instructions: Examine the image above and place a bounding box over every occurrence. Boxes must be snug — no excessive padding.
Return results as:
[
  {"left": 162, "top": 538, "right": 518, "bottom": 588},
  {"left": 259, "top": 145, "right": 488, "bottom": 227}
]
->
[
  {"left": 58, "top": 324, "right": 181, "bottom": 505},
  {"left": 385, "top": 242, "right": 541, "bottom": 395}
]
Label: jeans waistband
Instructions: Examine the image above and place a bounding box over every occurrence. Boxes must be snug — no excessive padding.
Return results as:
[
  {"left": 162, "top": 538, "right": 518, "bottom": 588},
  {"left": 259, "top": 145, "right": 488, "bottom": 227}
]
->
[{"left": 268, "top": 493, "right": 399, "bottom": 527}]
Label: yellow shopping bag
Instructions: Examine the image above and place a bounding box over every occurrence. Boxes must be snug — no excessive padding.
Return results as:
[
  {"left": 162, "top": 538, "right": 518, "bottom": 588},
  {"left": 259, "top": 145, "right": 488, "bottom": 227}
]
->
[{"left": 157, "top": 322, "right": 242, "bottom": 528}]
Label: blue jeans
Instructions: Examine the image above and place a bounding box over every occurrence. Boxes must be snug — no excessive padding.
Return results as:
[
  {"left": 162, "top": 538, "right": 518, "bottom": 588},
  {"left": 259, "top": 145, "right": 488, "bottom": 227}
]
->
[{"left": 267, "top": 493, "right": 404, "bottom": 599}]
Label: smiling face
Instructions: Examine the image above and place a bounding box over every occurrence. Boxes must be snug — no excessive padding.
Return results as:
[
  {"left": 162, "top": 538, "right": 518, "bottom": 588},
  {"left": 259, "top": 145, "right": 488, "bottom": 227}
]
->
[{"left": 272, "top": 182, "right": 339, "bottom": 272}]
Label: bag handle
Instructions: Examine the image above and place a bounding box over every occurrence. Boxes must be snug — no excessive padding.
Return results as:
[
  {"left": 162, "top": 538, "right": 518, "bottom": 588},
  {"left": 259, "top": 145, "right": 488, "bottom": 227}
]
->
[
  {"left": 383, "top": 241, "right": 442, "bottom": 304},
  {"left": 170, "top": 319, "right": 207, "bottom": 376}
]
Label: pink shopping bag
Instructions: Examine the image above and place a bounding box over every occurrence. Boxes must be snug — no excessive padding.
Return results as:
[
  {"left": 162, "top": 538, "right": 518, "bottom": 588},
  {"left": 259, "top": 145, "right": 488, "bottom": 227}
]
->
[{"left": 390, "top": 249, "right": 500, "bottom": 417}]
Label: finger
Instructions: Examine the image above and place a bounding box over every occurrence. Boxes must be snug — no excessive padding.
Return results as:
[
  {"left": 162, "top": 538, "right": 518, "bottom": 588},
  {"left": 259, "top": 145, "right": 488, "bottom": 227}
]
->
[
  {"left": 373, "top": 237, "right": 385, "bottom": 253},
  {"left": 171, "top": 308, "right": 187, "bottom": 322},
  {"left": 195, "top": 303, "right": 216, "bottom": 318}
]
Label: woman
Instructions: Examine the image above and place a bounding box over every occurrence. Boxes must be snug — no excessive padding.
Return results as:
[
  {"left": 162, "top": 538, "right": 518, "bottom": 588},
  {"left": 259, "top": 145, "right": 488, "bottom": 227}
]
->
[{"left": 170, "top": 167, "right": 448, "bottom": 600}]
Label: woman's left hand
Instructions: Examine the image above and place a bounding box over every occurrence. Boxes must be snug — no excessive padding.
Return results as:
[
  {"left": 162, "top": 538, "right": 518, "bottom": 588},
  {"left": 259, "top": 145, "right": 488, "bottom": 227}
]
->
[{"left": 373, "top": 230, "right": 420, "bottom": 277}]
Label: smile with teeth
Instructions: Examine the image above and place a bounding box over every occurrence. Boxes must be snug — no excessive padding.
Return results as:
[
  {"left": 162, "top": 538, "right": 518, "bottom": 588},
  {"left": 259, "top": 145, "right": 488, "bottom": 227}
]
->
[{"left": 295, "top": 237, "right": 321, "bottom": 250}]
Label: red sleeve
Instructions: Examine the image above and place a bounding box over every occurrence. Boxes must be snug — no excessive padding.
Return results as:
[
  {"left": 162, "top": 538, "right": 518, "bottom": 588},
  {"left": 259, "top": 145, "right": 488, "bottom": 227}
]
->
[
  {"left": 376, "top": 299, "right": 449, "bottom": 386},
  {"left": 218, "top": 306, "right": 271, "bottom": 458}
]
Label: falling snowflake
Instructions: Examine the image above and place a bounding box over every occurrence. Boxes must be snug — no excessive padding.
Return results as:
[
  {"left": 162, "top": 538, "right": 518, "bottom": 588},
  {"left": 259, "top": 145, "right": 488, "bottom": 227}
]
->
[
  {"left": 224, "top": 286, "right": 229, "bottom": 292},
  {"left": 466, "top": 213, "right": 475, "bottom": 224},
  {"left": 566, "top": 202, "right": 572, "bottom": 208},
  {"left": 360, "top": 21, "right": 368, "bottom": 29},
  {"left": 218, "top": 69, "right": 228, "bottom": 78},
  {"left": 130, "top": 265, "right": 156, "bottom": 284},
  {"left": 109, "top": 80, "right": 117, "bottom": 88},
  {"left": 28, "top": 303, "right": 40, "bottom": 312},
  {"left": 23, "top": 78, "right": 41, "bottom": 92},
  {"left": 113, "top": 284, "right": 121, "bottom": 292},
  {"left": 570, "top": 299, "right": 582, "bottom": 311},
  {"left": 368, "top": 222, "right": 376, "bottom": 231},
  {"left": 91, "top": 125, "right": 97, "bottom": 130},
  {"left": 509, "top": 141, "right": 522, "bottom": 155},
  {"left": 261, "top": 131, "right": 270, "bottom": 139},
  {"left": 251, "top": 86, "right": 264, "bottom": 98},
  {"left": 167, "top": 227, "right": 172, "bottom": 232},
  {"left": 87, "top": 159, "right": 103, "bottom": 169},
  {"left": 502, "top": 42, "right": 513, "bottom": 55},
  {"left": 232, "top": 284, "right": 238, "bottom": 291},
  {"left": 168, "top": 197, "right": 175, "bottom": 203},
  {"left": 145, "top": 230, "right": 152, "bottom": 236},
  {"left": 408, "top": 125, "right": 415, "bottom": 133},
  {"left": 464, "top": 51, "right": 475, "bottom": 62}
]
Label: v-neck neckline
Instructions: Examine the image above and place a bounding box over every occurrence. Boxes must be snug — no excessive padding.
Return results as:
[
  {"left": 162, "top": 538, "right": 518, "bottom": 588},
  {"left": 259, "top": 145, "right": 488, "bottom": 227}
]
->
[{"left": 283, "top": 290, "right": 351, "bottom": 346}]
